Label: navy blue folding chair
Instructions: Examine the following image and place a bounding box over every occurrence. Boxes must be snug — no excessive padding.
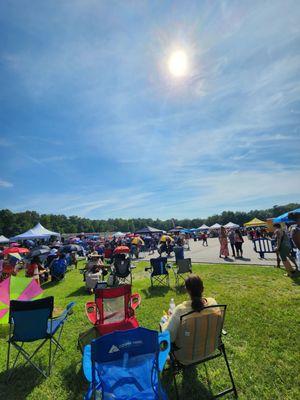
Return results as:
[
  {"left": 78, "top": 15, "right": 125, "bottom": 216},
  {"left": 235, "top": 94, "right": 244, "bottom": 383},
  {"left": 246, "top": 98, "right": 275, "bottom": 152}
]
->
[
  {"left": 145, "top": 257, "right": 170, "bottom": 287},
  {"left": 83, "top": 327, "right": 170, "bottom": 400},
  {"left": 6, "top": 296, "right": 75, "bottom": 380}
]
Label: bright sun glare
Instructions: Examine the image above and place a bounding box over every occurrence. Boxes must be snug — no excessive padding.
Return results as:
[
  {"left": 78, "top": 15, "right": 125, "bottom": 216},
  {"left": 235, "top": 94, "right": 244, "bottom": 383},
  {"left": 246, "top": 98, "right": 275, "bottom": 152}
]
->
[{"left": 168, "top": 50, "right": 188, "bottom": 77}]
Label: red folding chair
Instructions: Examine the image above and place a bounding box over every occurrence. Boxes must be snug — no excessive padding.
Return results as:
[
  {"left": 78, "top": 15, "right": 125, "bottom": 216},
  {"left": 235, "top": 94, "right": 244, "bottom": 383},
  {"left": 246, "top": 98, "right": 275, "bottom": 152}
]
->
[{"left": 85, "top": 284, "right": 141, "bottom": 336}]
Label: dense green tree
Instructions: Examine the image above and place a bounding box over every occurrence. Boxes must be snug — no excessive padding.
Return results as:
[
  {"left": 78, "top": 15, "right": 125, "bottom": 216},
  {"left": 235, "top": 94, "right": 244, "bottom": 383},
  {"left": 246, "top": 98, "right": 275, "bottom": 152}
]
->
[{"left": 0, "top": 203, "right": 298, "bottom": 237}]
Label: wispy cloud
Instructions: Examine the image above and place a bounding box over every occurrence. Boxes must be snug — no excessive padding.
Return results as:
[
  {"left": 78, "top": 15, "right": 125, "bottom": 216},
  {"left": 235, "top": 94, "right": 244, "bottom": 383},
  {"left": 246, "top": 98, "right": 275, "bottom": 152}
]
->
[
  {"left": 0, "top": 0, "right": 299, "bottom": 218},
  {"left": 0, "top": 179, "right": 13, "bottom": 188}
]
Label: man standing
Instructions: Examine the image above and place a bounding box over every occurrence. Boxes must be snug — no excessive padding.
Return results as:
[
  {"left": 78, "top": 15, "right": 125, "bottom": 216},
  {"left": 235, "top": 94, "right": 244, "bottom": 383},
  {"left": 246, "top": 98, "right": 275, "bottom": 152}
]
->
[
  {"left": 289, "top": 211, "right": 300, "bottom": 270},
  {"left": 228, "top": 230, "right": 236, "bottom": 257},
  {"left": 273, "top": 223, "right": 295, "bottom": 277}
]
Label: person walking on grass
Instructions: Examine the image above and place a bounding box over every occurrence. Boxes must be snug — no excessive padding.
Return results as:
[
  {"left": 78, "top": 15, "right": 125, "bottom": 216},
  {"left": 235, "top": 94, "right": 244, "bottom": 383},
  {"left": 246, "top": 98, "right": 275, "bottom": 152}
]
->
[{"left": 219, "top": 226, "right": 229, "bottom": 258}]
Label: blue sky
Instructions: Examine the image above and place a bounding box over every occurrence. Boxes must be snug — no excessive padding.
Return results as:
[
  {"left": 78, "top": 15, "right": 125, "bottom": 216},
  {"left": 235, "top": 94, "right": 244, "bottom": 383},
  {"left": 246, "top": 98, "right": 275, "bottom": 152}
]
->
[{"left": 0, "top": 0, "right": 299, "bottom": 219}]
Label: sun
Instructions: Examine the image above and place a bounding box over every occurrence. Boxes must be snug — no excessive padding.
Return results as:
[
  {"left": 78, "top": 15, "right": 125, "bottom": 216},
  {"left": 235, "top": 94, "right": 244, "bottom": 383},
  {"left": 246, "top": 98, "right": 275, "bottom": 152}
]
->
[{"left": 168, "top": 50, "right": 188, "bottom": 77}]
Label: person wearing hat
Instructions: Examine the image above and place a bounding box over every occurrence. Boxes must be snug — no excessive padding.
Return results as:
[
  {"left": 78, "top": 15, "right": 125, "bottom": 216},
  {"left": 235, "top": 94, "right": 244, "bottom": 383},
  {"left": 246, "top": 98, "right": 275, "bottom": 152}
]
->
[{"left": 85, "top": 251, "right": 106, "bottom": 274}]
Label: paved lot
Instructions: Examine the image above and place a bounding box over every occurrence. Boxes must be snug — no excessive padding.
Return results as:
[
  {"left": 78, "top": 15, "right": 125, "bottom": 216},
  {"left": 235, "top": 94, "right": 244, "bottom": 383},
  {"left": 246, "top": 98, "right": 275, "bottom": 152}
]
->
[{"left": 139, "top": 237, "right": 277, "bottom": 266}]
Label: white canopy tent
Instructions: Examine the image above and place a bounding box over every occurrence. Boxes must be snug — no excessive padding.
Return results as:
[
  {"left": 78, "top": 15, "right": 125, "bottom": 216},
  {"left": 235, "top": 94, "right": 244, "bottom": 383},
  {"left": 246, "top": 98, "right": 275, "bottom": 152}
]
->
[
  {"left": 113, "top": 232, "right": 125, "bottom": 237},
  {"left": 0, "top": 235, "right": 10, "bottom": 243},
  {"left": 224, "top": 222, "right": 239, "bottom": 229},
  {"left": 10, "top": 223, "right": 60, "bottom": 241},
  {"left": 198, "top": 224, "right": 210, "bottom": 230},
  {"left": 209, "top": 223, "right": 222, "bottom": 230}
]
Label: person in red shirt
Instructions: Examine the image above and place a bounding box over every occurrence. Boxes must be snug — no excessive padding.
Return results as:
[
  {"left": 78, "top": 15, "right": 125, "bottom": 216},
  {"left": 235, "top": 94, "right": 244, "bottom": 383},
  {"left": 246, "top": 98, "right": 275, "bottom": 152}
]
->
[{"left": 26, "top": 256, "right": 48, "bottom": 283}]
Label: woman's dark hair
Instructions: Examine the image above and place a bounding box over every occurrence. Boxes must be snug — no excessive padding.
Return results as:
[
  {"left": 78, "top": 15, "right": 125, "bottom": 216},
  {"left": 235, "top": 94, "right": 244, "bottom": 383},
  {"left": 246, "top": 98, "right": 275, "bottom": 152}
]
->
[
  {"left": 185, "top": 274, "right": 204, "bottom": 312},
  {"left": 235, "top": 229, "right": 242, "bottom": 238}
]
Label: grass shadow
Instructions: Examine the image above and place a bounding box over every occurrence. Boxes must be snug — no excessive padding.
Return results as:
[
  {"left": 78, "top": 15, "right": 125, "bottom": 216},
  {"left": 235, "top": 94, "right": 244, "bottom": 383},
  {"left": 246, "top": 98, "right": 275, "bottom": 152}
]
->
[
  {"left": 41, "top": 280, "right": 63, "bottom": 290},
  {"left": 163, "top": 365, "right": 214, "bottom": 399},
  {"left": 224, "top": 257, "right": 234, "bottom": 263},
  {"left": 174, "top": 285, "right": 187, "bottom": 295},
  {"left": 66, "top": 286, "right": 89, "bottom": 298},
  {"left": 141, "top": 286, "right": 171, "bottom": 299},
  {"left": 60, "top": 360, "right": 87, "bottom": 400},
  {"left": 0, "top": 365, "right": 45, "bottom": 400},
  {"left": 291, "top": 271, "right": 300, "bottom": 285}
]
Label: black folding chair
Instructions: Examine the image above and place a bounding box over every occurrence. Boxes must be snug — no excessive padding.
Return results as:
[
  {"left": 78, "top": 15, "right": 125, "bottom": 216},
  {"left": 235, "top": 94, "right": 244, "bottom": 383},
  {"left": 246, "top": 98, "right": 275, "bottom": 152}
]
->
[
  {"left": 6, "top": 296, "right": 75, "bottom": 380},
  {"left": 171, "top": 305, "right": 238, "bottom": 399},
  {"left": 145, "top": 257, "right": 170, "bottom": 287},
  {"left": 173, "top": 258, "right": 192, "bottom": 287},
  {"left": 111, "top": 256, "right": 135, "bottom": 285}
]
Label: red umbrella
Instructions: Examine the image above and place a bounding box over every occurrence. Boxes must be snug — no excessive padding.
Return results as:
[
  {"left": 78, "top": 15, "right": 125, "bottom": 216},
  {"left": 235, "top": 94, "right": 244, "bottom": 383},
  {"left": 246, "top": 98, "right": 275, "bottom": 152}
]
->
[
  {"left": 113, "top": 246, "right": 130, "bottom": 254},
  {"left": 2, "top": 247, "right": 29, "bottom": 255}
]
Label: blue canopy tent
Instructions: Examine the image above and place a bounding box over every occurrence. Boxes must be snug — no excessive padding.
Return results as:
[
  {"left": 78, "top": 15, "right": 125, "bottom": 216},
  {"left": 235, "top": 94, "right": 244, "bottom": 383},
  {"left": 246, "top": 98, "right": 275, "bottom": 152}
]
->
[{"left": 273, "top": 208, "right": 300, "bottom": 223}]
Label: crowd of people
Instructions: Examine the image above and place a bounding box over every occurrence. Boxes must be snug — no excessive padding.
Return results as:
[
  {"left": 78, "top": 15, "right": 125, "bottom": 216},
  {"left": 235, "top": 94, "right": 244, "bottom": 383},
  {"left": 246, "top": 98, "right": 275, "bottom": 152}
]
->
[
  {"left": 214, "top": 218, "right": 300, "bottom": 277},
  {"left": 218, "top": 227, "right": 245, "bottom": 259},
  {"left": 1, "top": 214, "right": 300, "bottom": 283}
]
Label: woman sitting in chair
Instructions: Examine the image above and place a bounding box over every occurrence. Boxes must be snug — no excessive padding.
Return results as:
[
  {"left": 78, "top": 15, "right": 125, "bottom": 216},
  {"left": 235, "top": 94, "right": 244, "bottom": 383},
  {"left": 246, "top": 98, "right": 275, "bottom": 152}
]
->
[{"left": 161, "top": 274, "right": 218, "bottom": 363}]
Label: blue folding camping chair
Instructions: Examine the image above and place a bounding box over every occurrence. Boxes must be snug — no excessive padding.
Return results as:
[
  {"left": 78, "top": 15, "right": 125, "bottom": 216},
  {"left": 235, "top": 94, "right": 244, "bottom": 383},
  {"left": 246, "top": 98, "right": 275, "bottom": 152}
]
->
[
  {"left": 83, "top": 327, "right": 170, "bottom": 400},
  {"left": 6, "top": 296, "right": 75, "bottom": 380},
  {"left": 145, "top": 257, "right": 171, "bottom": 287}
]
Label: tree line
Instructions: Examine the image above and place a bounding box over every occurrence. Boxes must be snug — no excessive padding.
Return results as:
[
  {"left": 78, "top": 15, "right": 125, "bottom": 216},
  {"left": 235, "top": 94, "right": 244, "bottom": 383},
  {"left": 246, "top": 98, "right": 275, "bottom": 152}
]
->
[{"left": 0, "top": 203, "right": 299, "bottom": 237}]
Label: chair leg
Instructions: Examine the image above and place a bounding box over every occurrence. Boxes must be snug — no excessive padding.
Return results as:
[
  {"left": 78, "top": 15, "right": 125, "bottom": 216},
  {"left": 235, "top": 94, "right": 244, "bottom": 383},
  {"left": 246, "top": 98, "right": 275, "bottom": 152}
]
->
[
  {"left": 6, "top": 340, "right": 11, "bottom": 380},
  {"left": 221, "top": 344, "right": 238, "bottom": 398},
  {"left": 50, "top": 324, "right": 65, "bottom": 370},
  {"left": 6, "top": 342, "right": 25, "bottom": 382},
  {"left": 173, "top": 370, "right": 179, "bottom": 400},
  {"left": 169, "top": 355, "right": 179, "bottom": 400},
  {"left": 49, "top": 334, "right": 52, "bottom": 376},
  {"left": 9, "top": 342, "right": 49, "bottom": 379}
]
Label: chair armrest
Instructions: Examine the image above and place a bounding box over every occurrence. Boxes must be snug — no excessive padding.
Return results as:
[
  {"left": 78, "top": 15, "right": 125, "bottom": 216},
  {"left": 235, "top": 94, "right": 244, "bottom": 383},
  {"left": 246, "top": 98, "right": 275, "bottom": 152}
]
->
[
  {"left": 144, "top": 267, "right": 152, "bottom": 272},
  {"left": 85, "top": 301, "right": 97, "bottom": 325},
  {"left": 158, "top": 330, "right": 171, "bottom": 372},
  {"left": 48, "top": 302, "right": 75, "bottom": 335},
  {"left": 82, "top": 344, "right": 92, "bottom": 382},
  {"left": 130, "top": 293, "right": 141, "bottom": 310},
  {"left": 52, "top": 302, "right": 75, "bottom": 322}
]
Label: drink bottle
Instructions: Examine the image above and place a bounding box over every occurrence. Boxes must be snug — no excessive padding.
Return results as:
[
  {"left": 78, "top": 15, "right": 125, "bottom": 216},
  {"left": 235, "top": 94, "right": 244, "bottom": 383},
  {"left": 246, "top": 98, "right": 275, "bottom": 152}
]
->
[{"left": 168, "top": 298, "right": 176, "bottom": 315}]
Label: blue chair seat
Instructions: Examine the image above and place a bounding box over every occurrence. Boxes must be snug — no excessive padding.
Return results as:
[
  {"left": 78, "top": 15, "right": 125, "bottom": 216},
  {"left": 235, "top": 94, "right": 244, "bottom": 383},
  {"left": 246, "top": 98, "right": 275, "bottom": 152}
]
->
[{"left": 83, "top": 328, "right": 170, "bottom": 400}]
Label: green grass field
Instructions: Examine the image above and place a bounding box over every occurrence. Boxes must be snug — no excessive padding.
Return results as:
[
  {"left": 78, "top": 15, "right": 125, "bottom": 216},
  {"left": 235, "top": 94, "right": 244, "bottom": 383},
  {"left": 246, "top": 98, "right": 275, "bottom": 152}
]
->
[{"left": 0, "top": 261, "right": 299, "bottom": 400}]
